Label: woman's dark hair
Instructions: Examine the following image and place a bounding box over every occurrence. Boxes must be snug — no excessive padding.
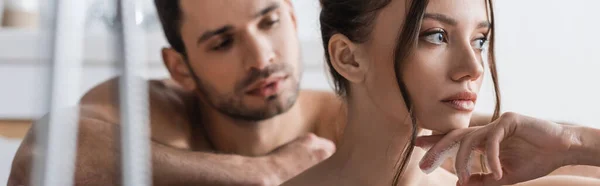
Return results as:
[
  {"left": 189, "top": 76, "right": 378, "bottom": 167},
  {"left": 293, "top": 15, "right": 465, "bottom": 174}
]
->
[{"left": 319, "top": 0, "right": 501, "bottom": 184}]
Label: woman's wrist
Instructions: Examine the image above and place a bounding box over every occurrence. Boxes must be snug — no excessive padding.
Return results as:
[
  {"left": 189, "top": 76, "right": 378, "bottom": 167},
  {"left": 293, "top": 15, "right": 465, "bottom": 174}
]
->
[{"left": 564, "top": 125, "right": 600, "bottom": 167}]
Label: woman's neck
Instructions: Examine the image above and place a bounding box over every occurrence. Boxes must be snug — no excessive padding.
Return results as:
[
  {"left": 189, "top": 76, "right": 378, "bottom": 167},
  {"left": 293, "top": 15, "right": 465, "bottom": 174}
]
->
[{"left": 327, "top": 94, "right": 429, "bottom": 186}]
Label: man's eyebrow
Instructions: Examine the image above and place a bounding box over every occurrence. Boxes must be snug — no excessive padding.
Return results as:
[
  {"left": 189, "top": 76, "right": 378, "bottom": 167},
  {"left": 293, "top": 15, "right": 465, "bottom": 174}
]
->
[
  {"left": 196, "top": 3, "right": 280, "bottom": 46},
  {"left": 197, "top": 25, "right": 234, "bottom": 45},
  {"left": 424, "top": 13, "right": 458, "bottom": 26},
  {"left": 254, "top": 3, "right": 280, "bottom": 18}
]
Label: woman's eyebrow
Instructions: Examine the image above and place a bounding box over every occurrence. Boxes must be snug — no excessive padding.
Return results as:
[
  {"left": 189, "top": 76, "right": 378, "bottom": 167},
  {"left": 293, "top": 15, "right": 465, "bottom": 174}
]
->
[
  {"left": 424, "top": 13, "right": 457, "bottom": 26},
  {"left": 424, "top": 13, "right": 491, "bottom": 29},
  {"left": 477, "top": 21, "right": 491, "bottom": 29}
]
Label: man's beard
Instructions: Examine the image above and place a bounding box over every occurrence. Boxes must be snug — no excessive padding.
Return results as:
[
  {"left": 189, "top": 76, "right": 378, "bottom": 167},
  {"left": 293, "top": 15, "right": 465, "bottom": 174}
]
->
[{"left": 191, "top": 62, "right": 301, "bottom": 122}]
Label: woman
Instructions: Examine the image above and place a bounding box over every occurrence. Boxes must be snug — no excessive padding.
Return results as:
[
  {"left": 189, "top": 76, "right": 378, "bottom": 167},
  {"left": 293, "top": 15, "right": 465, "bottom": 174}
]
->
[{"left": 283, "top": 0, "right": 600, "bottom": 185}]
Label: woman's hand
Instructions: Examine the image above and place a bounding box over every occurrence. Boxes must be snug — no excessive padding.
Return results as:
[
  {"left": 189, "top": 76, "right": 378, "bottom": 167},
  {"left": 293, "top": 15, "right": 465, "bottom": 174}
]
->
[{"left": 416, "top": 112, "right": 578, "bottom": 186}]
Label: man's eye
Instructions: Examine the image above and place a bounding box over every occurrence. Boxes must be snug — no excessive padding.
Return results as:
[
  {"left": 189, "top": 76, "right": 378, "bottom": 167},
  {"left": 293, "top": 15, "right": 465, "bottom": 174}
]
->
[
  {"left": 212, "top": 37, "right": 233, "bottom": 51},
  {"left": 260, "top": 16, "right": 280, "bottom": 29}
]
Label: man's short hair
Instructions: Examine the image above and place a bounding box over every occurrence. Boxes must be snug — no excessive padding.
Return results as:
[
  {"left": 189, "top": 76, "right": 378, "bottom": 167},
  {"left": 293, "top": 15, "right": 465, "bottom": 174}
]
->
[{"left": 154, "top": 0, "right": 186, "bottom": 54}]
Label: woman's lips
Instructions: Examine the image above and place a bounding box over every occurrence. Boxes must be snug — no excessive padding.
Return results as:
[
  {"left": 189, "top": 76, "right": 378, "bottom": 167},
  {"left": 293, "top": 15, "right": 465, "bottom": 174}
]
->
[
  {"left": 441, "top": 91, "right": 477, "bottom": 112},
  {"left": 442, "top": 99, "right": 475, "bottom": 112}
]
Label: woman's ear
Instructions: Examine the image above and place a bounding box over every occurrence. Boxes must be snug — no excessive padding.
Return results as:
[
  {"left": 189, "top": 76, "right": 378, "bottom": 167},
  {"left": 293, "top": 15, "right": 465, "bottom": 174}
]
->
[
  {"left": 162, "top": 48, "right": 197, "bottom": 91},
  {"left": 328, "top": 34, "right": 368, "bottom": 84}
]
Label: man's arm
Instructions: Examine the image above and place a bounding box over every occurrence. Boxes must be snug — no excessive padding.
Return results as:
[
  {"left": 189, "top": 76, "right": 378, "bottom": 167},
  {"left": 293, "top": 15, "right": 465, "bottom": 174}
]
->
[
  {"left": 8, "top": 116, "right": 333, "bottom": 186},
  {"left": 8, "top": 116, "right": 271, "bottom": 186}
]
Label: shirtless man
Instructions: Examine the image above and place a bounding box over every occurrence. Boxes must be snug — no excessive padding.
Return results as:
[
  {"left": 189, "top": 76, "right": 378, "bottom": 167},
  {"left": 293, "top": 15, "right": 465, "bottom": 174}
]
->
[
  {"left": 8, "top": 0, "right": 599, "bottom": 185},
  {"left": 9, "top": 0, "right": 343, "bottom": 185}
]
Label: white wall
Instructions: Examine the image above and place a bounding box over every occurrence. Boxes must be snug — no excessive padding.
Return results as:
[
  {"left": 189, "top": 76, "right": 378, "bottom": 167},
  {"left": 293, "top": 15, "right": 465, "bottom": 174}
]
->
[{"left": 486, "top": 0, "right": 600, "bottom": 126}]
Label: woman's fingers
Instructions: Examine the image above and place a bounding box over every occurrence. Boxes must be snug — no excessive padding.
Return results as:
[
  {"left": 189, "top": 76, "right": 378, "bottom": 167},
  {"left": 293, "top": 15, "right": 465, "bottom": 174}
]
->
[
  {"left": 415, "top": 135, "right": 444, "bottom": 149},
  {"left": 455, "top": 121, "right": 510, "bottom": 185},
  {"left": 418, "top": 128, "right": 475, "bottom": 174},
  {"left": 418, "top": 119, "right": 512, "bottom": 185},
  {"left": 485, "top": 125, "right": 506, "bottom": 180},
  {"left": 455, "top": 130, "right": 483, "bottom": 185}
]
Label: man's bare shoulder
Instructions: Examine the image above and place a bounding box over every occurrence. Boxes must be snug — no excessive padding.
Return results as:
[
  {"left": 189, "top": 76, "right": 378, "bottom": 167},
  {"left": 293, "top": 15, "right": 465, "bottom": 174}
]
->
[
  {"left": 297, "top": 90, "right": 343, "bottom": 120},
  {"left": 79, "top": 78, "right": 179, "bottom": 119},
  {"left": 80, "top": 77, "right": 185, "bottom": 103},
  {"left": 298, "top": 90, "right": 346, "bottom": 145},
  {"left": 78, "top": 77, "right": 198, "bottom": 149}
]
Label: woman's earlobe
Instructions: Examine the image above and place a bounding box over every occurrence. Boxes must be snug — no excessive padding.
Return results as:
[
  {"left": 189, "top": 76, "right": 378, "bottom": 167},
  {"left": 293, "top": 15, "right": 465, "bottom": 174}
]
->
[{"left": 328, "top": 34, "right": 367, "bottom": 84}]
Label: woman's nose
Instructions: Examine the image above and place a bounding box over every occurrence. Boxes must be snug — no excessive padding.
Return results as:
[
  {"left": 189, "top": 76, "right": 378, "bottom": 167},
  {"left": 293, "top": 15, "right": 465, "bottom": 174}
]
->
[{"left": 449, "top": 43, "right": 484, "bottom": 82}]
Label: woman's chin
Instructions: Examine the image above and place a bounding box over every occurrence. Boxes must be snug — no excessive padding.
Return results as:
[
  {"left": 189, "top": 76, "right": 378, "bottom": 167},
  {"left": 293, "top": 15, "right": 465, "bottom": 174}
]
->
[{"left": 420, "top": 116, "right": 471, "bottom": 134}]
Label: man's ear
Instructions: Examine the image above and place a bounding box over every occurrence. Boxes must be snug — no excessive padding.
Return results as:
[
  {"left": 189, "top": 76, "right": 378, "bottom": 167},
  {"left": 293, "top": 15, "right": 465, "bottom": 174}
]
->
[
  {"left": 327, "top": 34, "right": 368, "bottom": 84},
  {"left": 162, "top": 48, "right": 197, "bottom": 91},
  {"left": 283, "top": 0, "right": 298, "bottom": 29}
]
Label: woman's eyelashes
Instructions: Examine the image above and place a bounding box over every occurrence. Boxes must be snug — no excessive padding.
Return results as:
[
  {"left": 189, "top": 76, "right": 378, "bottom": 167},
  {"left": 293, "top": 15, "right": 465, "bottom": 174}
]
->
[
  {"left": 472, "top": 36, "right": 488, "bottom": 50},
  {"left": 420, "top": 28, "right": 489, "bottom": 51},
  {"left": 421, "top": 29, "right": 448, "bottom": 45}
]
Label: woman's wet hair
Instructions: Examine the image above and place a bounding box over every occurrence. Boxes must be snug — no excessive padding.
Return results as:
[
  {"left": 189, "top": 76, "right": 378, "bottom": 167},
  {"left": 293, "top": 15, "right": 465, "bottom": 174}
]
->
[{"left": 319, "top": 0, "right": 501, "bottom": 184}]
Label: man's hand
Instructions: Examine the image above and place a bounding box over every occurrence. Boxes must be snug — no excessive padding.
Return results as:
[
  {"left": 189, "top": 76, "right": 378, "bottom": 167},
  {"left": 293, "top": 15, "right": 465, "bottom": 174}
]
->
[
  {"left": 262, "top": 133, "right": 336, "bottom": 184},
  {"left": 416, "top": 112, "right": 576, "bottom": 186}
]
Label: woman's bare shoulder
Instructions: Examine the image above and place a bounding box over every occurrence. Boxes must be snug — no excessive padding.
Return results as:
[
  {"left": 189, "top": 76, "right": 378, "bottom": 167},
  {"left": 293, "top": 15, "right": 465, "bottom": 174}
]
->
[{"left": 516, "top": 175, "right": 600, "bottom": 186}]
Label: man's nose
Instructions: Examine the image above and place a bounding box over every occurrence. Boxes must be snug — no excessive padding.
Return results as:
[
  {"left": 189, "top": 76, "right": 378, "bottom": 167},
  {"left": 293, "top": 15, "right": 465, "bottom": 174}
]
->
[{"left": 243, "top": 32, "right": 275, "bottom": 71}]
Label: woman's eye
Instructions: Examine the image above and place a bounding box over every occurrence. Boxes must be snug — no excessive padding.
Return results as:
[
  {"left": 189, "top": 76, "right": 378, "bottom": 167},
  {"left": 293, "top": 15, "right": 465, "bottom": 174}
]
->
[
  {"left": 423, "top": 31, "right": 448, "bottom": 45},
  {"left": 473, "top": 38, "right": 488, "bottom": 50}
]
